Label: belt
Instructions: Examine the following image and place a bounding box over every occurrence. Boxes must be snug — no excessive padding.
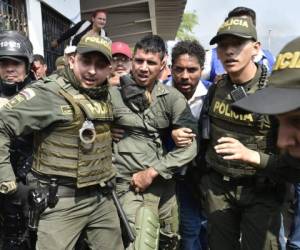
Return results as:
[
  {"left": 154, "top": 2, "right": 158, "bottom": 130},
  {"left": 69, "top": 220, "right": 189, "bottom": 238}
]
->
[
  {"left": 213, "top": 171, "right": 256, "bottom": 186},
  {"left": 56, "top": 184, "right": 107, "bottom": 197},
  {"left": 31, "top": 171, "right": 109, "bottom": 197}
]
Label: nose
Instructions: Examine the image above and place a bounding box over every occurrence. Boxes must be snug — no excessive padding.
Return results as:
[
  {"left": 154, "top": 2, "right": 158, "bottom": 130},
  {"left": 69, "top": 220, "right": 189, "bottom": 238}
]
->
[
  {"left": 5, "top": 62, "right": 15, "bottom": 72},
  {"left": 181, "top": 69, "right": 189, "bottom": 80},
  {"left": 88, "top": 64, "right": 96, "bottom": 75},
  {"left": 277, "top": 121, "right": 296, "bottom": 150},
  {"left": 140, "top": 61, "right": 148, "bottom": 72}
]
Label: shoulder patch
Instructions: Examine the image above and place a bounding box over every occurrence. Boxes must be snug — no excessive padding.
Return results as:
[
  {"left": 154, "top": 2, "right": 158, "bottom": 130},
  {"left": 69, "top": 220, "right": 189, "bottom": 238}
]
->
[
  {"left": 60, "top": 105, "right": 73, "bottom": 115},
  {"left": 19, "top": 88, "right": 36, "bottom": 100},
  {"left": 4, "top": 88, "right": 36, "bottom": 109}
]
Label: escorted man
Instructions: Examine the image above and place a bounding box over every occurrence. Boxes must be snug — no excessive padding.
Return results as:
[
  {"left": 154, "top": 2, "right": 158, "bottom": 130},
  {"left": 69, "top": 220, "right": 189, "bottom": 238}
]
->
[
  {"left": 108, "top": 41, "right": 132, "bottom": 86},
  {"left": 0, "top": 30, "right": 34, "bottom": 250},
  {"left": 0, "top": 34, "right": 123, "bottom": 250},
  {"left": 233, "top": 37, "right": 300, "bottom": 250},
  {"left": 199, "top": 17, "right": 284, "bottom": 249},
  {"left": 110, "top": 35, "right": 198, "bottom": 249},
  {"left": 170, "top": 40, "right": 208, "bottom": 250}
]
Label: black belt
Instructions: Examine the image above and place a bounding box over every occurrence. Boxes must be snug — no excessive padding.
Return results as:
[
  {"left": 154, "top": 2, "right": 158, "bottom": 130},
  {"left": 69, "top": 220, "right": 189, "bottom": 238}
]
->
[
  {"left": 31, "top": 171, "right": 109, "bottom": 197},
  {"left": 56, "top": 184, "right": 107, "bottom": 197},
  {"left": 213, "top": 171, "right": 256, "bottom": 186}
]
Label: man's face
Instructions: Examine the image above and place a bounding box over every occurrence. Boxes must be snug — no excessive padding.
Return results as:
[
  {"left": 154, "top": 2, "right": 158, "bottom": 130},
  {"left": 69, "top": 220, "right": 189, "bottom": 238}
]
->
[
  {"left": 92, "top": 12, "right": 107, "bottom": 29},
  {"left": 277, "top": 110, "right": 300, "bottom": 159},
  {"left": 111, "top": 53, "right": 131, "bottom": 75},
  {"left": 0, "top": 58, "right": 26, "bottom": 84},
  {"left": 32, "top": 60, "right": 47, "bottom": 80},
  {"left": 69, "top": 52, "right": 111, "bottom": 89},
  {"left": 217, "top": 35, "right": 259, "bottom": 75},
  {"left": 172, "top": 54, "right": 202, "bottom": 100},
  {"left": 131, "top": 49, "right": 164, "bottom": 90}
]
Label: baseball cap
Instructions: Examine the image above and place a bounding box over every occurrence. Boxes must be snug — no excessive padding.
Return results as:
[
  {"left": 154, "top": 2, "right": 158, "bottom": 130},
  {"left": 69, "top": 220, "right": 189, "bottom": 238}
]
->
[
  {"left": 55, "top": 56, "right": 65, "bottom": 68},
  {"left": 233, "top": 37, "right": 300, "bottom": 115},
  {"left": 210, "top": 17, "right": 257, "bottom": 45},
  {"left": 111, "top": 41, "right": 132, "bottom": 58},
  {"left": 76, "top": 34, "right": 112, "bottom": 62}
]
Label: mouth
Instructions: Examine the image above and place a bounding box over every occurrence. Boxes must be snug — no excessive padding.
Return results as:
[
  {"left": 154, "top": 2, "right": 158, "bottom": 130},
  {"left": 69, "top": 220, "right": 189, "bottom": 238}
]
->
[
  {"left": 137, "top": 74, "right": 149, "bottom": 82},
  {"left": 5, "top": 75, "right": 18, "bottom": 81},
  {"left": 224, "top": 58, "right": 238, "bottom": 66},
  {"left": 83, "top": 77, "right": 97, "bottom": 86},
  {"left": 178, "top": 84, "right": 191, "bottom": 91}
]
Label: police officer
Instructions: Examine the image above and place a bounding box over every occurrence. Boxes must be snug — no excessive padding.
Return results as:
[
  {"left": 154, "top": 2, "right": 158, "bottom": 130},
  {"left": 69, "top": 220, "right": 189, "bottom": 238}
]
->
[
  {"left": 109, "top": 34, "right": 198, "bottom": 249},
  {"left": 0, "top": 34, "right": 123, "bottom": 250},
  {"left": 0, "top": 30, "right": 34, "bottom": 250},
  {"left": 199, "top": 17, "right": 283, "bottom": 249},
  {"left": 233, "top": 37, "right": 300, "bottom": 250}
]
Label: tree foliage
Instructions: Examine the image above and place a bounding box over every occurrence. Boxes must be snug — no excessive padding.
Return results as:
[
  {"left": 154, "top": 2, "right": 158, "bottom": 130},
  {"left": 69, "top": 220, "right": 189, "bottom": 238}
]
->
[{"left": 176, "top": 11, "right": 199, "bottom": 41}]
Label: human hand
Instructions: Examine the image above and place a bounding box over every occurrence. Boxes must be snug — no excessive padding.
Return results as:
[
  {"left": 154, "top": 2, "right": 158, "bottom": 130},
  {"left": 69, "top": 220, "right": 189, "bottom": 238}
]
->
[
  {"left": 214, "top": 137, "right": 260, "bottom": 165},
  {"left": 111, "top": 128, "right": 125, "bottom": 142},
  {"left": 171, "top": 127, "right": 196, "bottom": 147},
  {"left": 131, "top": 167, "right": 159, "bottom": 193}
]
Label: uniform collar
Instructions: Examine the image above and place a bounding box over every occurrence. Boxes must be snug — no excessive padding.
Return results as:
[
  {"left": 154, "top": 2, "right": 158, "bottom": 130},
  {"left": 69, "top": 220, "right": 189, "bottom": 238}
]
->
[{"left": 151, "top": 80, "right": 170, "bottom": 97}]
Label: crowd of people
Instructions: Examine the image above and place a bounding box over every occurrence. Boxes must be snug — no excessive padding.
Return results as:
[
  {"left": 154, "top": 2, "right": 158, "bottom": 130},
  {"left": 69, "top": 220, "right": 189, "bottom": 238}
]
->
[{"left": 0, "top": 5, "right": 300, "bottom": 250}]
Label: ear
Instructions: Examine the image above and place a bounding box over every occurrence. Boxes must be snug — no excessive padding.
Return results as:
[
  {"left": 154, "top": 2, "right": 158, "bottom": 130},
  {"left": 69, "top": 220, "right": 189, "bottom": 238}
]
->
[
  {"left": 68, "top": 55, "right": 76, "bottom": 69},
  {"left": 252, "top": 41, "right": 261, "bottom": 57}
]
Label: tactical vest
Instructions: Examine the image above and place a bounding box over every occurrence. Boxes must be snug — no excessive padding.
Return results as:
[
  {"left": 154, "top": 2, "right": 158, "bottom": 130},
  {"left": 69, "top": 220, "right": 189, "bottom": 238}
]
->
[
  {"left": 205, "top": 74, "right": 277, "bottom": 177},
  {"left": 32, "top": 77, "right": 114, "bottom": 188}
]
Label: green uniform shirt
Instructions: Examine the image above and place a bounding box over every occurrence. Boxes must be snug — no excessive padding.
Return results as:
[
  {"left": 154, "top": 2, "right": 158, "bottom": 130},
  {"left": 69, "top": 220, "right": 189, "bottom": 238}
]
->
[
  {"left": 0, "top": 78, "right": 74, "bottom": 183},
  {"left": 109, "top": 81, "right": 198, "bottom": 180}
]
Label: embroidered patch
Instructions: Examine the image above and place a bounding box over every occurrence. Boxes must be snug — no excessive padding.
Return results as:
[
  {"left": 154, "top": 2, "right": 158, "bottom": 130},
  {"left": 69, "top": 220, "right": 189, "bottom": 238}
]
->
[
  {"left": 4, "top": 94, "right": 26, "bottom": 109},
  {"left": 60, "top": 105, "right": 73, "bottom": 115},
  {"left": 19, "top": 88, "right": 36, "bottom": 100}
]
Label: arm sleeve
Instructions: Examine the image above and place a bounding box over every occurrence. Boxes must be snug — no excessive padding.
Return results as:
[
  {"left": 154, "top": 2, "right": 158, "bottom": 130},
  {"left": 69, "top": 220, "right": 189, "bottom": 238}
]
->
[
  {"left": 152, "top": 91, "right": 199, "bottom": 179},
  {"left": 0, "top": 83, "right": 71, "bottom": 183},
  {"left": 57, "top": 20, "right": 86, "bottom": 44},
  {"left": 258, "top": 153, "right": 300, "bottom": 183}
]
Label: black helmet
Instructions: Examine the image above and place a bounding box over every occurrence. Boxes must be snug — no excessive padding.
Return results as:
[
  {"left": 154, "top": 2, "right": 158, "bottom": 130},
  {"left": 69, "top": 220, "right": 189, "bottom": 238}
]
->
[{"left": 0, "top": 30, "right": 33, "bottom": 66}]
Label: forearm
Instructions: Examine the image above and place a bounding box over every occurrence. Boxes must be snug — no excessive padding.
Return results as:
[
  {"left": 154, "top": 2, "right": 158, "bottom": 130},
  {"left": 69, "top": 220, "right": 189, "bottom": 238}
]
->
[{"left": 153, "top": 140, "right": 198, "bottom": 179}]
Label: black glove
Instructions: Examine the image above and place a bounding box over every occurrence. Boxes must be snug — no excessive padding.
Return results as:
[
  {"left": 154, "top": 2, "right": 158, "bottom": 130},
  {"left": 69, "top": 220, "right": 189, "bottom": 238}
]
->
[{"left": 120, "top": 74, "right": 149, "bottom": 112}]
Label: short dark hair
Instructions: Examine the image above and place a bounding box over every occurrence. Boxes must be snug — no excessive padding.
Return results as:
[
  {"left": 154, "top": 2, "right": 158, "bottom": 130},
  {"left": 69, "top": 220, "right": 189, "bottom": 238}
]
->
[
  {"left": 33, "top": 54, "right": 46, "bottom": 65},
  {"left": 171, "top": 40, "right": 205, "bottom": 67},
  {"left": 134, "top": 35, "right": 166, "bottom": 61},
  {"left": 92, "top": 9, "right": 107, "bottom": 18},
  {"left": 227, "top": 7, "right": 256, "bottom": 26}
]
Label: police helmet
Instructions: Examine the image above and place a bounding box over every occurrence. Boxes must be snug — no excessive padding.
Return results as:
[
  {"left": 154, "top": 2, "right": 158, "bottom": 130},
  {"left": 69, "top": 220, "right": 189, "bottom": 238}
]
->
[{"left": 0, "top": 30, "right": 33, "bottom": 66}]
